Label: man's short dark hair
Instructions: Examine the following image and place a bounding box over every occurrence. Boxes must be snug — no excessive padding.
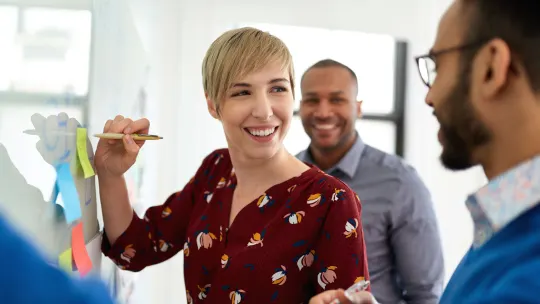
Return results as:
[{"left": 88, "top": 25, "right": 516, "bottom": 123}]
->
[
  {"left": 301, "top": 59, "right": 358, "bottom": 93},
  {"left": 462, "top": 0, "right": 540, "bottom": 91}
]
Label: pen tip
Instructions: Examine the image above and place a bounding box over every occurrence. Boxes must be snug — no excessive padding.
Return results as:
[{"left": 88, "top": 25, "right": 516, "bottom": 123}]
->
[{"left": 23, "top": 129, "right": 37, "bottom": 135}]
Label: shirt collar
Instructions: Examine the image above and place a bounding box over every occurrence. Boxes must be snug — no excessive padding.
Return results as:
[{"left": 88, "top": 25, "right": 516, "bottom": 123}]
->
[
  {"left": 466, "top": 154, "right": 540, "bottom": 247},
  {"left": 297, "top": 133, "right": 365, "bottom": 179}
]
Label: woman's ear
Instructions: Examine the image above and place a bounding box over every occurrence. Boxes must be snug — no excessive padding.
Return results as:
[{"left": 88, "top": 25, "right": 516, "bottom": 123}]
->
[{"left": 206, "top": 95, "right": 219, "bottom": 120}]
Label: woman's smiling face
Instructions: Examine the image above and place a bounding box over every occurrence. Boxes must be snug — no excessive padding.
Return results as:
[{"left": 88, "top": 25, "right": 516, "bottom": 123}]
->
[{"left": 209, "top": 61, "right": 295, "bottom": 161}]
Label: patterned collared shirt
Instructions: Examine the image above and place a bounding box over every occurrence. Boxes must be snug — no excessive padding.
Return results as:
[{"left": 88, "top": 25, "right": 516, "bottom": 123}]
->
[{"left": 466, "top": 155, "right": 540, "bottom": 247}]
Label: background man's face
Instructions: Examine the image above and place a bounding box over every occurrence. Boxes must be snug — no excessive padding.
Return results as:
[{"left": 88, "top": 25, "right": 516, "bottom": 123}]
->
[{"left": 299, "top": 66, "right": 360, "bottom": 152}]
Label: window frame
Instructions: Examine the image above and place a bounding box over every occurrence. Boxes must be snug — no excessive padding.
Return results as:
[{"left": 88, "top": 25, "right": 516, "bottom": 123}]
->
[
  {"left": 0, "top": 2, "right": 94, "bottom": 126},
  {"left": 0, "top": 0, "right": 92, "bottom": 11}
]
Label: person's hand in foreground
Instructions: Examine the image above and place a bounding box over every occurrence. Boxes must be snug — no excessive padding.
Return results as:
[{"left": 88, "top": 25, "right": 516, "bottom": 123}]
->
[{"left": 309, "top": 289, "right": 376, "bottom": 304}]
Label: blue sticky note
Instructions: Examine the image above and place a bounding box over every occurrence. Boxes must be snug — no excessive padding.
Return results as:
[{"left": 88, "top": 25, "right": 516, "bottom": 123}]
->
[
  {"left": 50, "top": 182, "right": 59, "bottom": 204},
  {"left": 56, "top": 163, "right": 81, "bottom": 223},
  {"left": 50, "top": 181, "right": 67, "bottom": 221}
]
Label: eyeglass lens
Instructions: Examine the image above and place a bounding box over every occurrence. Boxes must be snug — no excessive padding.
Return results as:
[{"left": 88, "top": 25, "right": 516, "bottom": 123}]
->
[{"left": 417, "top": 57, "right": 436, "bottom": 87}]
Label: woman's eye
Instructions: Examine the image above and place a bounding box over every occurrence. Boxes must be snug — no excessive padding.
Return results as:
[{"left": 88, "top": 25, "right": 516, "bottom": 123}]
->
[
  {"left": 271, "top": 86, "right": 287, "bottom": 93},
  {"left": 231, "top": 90, "right": 250, "bottom": 97}
]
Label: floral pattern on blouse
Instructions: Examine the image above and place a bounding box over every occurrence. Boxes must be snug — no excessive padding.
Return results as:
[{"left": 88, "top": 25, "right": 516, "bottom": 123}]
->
[{"left": 102, "top": 149, "right": 369, "bottom": 303}]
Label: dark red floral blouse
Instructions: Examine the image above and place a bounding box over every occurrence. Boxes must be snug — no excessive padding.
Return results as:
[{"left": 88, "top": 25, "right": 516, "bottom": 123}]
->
[{"left": 102, "top": 149, "right": 369, "bottom": 303}]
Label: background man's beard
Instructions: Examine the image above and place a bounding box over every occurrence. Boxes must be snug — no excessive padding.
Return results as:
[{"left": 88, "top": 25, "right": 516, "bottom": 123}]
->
[
  {"left": 439, "top": 74, "right": 491, "bottom": 171},
  {"left": 440, "top": 122, "right": 474, "bottom": 170}
]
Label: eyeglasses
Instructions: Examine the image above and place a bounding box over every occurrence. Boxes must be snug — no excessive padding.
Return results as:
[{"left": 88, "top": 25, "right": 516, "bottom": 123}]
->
[{"left": 414, "top": 41, "right": 487, "bottom": 88}]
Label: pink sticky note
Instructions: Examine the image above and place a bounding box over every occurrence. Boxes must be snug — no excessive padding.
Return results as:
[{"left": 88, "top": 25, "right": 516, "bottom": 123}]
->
[{"left": 71, "top": 222, "right": 93, "bottom": 276}]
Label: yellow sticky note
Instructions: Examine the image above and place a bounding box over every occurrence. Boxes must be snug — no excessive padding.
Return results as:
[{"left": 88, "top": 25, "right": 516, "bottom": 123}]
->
[
  {"left": 59, "top": 248, "right": 73, "bottom": 272},
  {"left": 76, "top": 128, "right": 95, "bottom": 178}
]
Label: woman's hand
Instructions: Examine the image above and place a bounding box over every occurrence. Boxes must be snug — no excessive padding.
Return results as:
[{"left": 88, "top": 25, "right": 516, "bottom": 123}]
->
[
  {"left": 309, "top": 289, "right": 376, "bottom": 304},
  {"left": 309, "top": 289, "right": 350, "bottom": 304},
  {"left": 94, "top": 115, "right": 150, "bottom": 177}
]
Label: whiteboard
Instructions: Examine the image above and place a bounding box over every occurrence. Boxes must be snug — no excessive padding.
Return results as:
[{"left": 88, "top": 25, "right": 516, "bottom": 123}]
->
[{"left": 0, "top": 112, "right": 101, "bottom": 273}]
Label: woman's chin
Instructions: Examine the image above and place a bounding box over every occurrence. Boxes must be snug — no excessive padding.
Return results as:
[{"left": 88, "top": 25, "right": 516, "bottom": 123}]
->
[{"left": 243, "top": 143, "right": 283, "bottom": 161}]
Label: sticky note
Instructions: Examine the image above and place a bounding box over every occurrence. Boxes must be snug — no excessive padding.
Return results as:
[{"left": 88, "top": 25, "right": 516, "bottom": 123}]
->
[
  {"left": 76, "top": 128, "right": 95, "bottom": 178},
  {"left": 72, "top": 222, "right": 93, "bottom": 276},
  {"left": 56, "top": 163, "right": 81, "bottom": 223},
  {"left": 59, "top": 248, "right": 73, "bottom": 272}
]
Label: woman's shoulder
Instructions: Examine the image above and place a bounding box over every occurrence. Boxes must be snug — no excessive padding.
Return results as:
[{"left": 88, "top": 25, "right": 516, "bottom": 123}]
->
[
  {"left": 198, "top": 148, "right": 232, "bottom": 168},
  {"left": 191, "top": 148, "right": 233, "bottom": 182}
]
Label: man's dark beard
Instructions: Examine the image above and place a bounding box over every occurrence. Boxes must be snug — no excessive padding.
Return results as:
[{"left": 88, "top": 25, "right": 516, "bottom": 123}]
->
[{"left": 439, "top": 66, "right": 492, "bottom": 170}]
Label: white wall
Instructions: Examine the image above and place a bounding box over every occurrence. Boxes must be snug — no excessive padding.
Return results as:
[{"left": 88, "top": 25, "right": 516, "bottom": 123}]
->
[{"left": 91, "top": 0, "right": 488, "bottom": 303}]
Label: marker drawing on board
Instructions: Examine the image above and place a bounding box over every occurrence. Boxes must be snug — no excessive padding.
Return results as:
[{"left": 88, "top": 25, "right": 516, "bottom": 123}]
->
[
  {"left": 25, "top": 113, "right": 73, "bottom": 163},
  {"left": 60, "top": 119, "right": 71, "bottom": 163},
  {"left": 46, "top": 116, "right": 67, "bottom": 152},
  {"left": 85, "top": 178, "right": 92, "bottom": 206}
]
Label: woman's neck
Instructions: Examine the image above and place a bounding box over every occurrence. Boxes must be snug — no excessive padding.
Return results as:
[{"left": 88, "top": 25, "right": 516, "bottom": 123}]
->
[{"left": 229, "top": 146, "right": 300, "bottom": 193}]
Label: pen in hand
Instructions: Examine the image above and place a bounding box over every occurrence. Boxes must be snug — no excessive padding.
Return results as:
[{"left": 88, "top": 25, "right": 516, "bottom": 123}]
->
[
  {"left": 93, "top": 133, "right": 163, "bottom": 141},
  {"left": 23, "top": 130, "right": 163, "bottom": 141},
  {"left": 338, "top": 280, "right": 376, "bottom": 304}
]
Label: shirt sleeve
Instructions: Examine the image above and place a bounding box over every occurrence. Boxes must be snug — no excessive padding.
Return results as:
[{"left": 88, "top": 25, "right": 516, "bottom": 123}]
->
[
  {"left": 390, "top": 169, "right": 445, "bottom": 304},
  {"left": 0, "top": 214, "right": 113, "bottom": 304},
  {"left": 312, "top": 181, "right": 370, "bottom": 294},
  {"left": 101, "top": 152, "right": 214, "bottom": 272}
]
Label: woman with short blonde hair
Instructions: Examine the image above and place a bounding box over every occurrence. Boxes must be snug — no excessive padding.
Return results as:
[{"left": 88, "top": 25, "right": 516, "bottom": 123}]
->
[
  {"left": 96, "top": 27, "right": 369, "bottom": 303},
  {"left": 203, "top": 27, "right": 295, "bottom": 105}
]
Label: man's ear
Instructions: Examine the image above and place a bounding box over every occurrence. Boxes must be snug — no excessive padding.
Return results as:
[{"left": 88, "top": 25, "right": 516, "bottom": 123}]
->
[
  {"left": 474, "top": 38, "right": 511, "bottom": 101},
  {"left": 356, "top": 100, "right": 363, "bottom": 118},
  {"left": 206, "top": 95, "right": 219, "bottom": 120}
]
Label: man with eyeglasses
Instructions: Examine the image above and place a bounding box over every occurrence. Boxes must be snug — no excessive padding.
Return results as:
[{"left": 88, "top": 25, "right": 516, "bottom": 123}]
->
[{"left": 311, "top": 0, "right": 540, "bottom": 303}]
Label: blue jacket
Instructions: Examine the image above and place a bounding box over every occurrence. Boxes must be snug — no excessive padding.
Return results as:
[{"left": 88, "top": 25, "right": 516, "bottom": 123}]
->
[{"left": 0, "top": 214, "right": 114, "bottom": 304}]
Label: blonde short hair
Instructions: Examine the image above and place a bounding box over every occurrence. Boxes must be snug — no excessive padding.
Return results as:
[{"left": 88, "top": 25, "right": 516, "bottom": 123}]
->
[{"left": 202, "top": 27, "right": 295, "bottom": 105}]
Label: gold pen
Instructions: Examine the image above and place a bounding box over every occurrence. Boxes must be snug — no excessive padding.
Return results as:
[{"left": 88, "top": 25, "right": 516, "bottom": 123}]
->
[{"left": 93, "top": 133, "right": 163, "bottom": 141}]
